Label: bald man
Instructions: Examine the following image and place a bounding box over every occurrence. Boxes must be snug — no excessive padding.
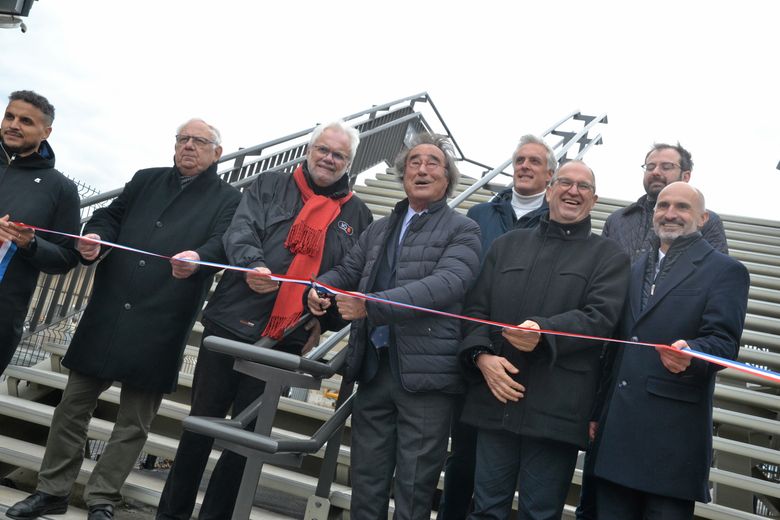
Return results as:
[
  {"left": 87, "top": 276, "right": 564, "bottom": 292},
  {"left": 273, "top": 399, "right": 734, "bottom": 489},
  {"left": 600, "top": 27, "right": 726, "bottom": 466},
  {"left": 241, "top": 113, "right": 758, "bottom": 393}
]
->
[{"left": 591, "top": 183, "right": 749, "bottom": 519}]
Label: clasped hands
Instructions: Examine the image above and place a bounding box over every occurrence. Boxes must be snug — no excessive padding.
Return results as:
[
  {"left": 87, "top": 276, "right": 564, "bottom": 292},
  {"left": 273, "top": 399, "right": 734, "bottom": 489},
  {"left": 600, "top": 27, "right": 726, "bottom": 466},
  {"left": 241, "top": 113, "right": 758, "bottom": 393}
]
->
[{"left": 476, "top": 320, "right": 540, "bottom": 403}]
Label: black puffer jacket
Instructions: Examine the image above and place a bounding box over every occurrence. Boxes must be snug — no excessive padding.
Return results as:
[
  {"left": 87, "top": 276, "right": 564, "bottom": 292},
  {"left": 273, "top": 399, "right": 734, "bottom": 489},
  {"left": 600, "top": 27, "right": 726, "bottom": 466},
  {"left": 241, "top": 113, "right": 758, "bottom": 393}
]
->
[
  {"left": 602, "top": 194, "right": 728, "bottom": 263},
  {"left": 318, "top": 198, "right": 482, "bottom": 393},
  {"left": 202, "top": 166, "right": 373, "bottom": 346}
]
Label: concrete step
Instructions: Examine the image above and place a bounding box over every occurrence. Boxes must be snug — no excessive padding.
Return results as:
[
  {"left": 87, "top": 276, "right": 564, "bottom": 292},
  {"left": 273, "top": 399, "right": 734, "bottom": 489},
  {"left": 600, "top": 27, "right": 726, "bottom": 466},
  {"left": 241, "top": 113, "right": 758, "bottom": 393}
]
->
[
  {"left": 0, "top": 484, "right": 87, "bottom": 519},
  {"left": 0, "top": 435, "right": 309, "bottom": 519}
]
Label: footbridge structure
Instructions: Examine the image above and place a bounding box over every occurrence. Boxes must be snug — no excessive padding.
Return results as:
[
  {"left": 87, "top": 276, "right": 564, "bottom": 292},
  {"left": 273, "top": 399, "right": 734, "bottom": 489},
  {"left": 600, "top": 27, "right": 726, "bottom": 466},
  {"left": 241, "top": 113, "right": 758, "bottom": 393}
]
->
[{"left": 1, "top": 93, "right": 778, "bottom": 519}]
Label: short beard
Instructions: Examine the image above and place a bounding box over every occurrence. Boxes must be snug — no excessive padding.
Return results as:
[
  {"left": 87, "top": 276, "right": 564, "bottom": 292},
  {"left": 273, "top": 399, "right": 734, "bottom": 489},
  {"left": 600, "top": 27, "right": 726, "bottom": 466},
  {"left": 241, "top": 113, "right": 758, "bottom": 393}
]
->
[{"left": 1, "top": 137, "right": 36, "bottom": 157}]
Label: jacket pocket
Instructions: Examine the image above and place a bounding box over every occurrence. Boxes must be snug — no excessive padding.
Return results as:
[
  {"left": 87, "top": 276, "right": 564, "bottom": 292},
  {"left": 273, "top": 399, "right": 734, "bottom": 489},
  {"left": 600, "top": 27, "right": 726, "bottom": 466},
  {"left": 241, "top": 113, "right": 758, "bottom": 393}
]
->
[{"left": 646, "top": 375, "right": 702, "bottom": 403}]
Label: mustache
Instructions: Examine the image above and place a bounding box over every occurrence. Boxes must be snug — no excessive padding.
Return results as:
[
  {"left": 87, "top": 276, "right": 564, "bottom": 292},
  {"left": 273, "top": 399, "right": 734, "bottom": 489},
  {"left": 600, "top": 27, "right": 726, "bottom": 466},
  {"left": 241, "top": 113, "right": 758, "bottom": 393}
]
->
[{"left": 659, "top": 218, "right": 685, "bottom": 226}]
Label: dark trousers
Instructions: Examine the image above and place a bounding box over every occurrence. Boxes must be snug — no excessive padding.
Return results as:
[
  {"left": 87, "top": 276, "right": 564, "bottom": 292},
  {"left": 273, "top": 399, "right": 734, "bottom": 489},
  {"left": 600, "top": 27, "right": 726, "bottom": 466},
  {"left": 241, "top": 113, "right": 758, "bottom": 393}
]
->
[
  {"left": 595, "top": 478, "right": 695, "bottom": 520},
  {"left": 351, "top": 350, "right": 454, "bottom": 520},
  {"left": 0, "top": 311, "right": 22, "bottom": 375},
  {"left": 438, "top": 394, "right": 477, "bottom": 520},
  {"left": 469, "top": 429, "right": 579, "bottom": 520},
  {"left": 574, "top": 448, "right": 597, "bottom": 519},
  {"left": 156, "top": 327, "right": 266, "bottom": 520}
]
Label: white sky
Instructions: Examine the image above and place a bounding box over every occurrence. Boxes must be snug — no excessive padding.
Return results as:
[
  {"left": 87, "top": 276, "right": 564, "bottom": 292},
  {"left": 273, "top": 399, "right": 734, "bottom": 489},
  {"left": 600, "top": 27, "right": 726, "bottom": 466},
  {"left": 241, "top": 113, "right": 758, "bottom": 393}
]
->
[{"left": 2, "top": 1, "right": 778, "bottom": 220}]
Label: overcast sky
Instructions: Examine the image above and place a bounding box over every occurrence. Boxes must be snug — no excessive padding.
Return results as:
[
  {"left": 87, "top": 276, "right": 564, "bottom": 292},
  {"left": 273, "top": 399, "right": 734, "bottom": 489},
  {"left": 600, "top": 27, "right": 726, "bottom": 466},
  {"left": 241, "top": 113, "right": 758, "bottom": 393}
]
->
[{"left": 2, "top": 1, "right": 778, "bottom": 220}]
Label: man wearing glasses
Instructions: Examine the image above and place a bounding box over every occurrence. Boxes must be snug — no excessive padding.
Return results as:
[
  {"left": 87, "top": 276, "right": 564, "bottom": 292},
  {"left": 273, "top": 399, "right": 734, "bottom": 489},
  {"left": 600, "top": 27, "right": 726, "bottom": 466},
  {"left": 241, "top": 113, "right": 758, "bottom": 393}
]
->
[
  {"left": 307, "top": 133, "right": 481, "bottom": 520},
  {"left": 458, "top": 160, "right": 629, "bottom": 519},
  {"left": 7, "top": 119, "right": 241, "bottom": 520},
  {"left": 157, "top": 120, "right": 372, "bottom": 520},
  {"left": 576, "top": 144, "right": 728, "bottom": 519},
  {"left": 601, "top": 143, "right": 727, "bottom": 263},
  {"left": 439, "top": 134, "right": 554, "bottom": 519}
]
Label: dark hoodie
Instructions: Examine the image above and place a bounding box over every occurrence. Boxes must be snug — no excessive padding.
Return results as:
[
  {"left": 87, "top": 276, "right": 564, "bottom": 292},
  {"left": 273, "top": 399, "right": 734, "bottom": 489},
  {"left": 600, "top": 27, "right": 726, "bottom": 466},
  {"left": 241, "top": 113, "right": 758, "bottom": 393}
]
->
[{"left": 0, "top": 139, "right": 80, "bottom": 371}]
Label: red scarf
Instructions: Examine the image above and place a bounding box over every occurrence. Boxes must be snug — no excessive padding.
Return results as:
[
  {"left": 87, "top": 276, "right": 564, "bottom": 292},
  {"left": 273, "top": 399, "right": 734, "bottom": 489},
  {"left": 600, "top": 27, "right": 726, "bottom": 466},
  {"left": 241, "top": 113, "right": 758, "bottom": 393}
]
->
[{"left": 261, "top": 165, "right": 353, "bottom": 339}]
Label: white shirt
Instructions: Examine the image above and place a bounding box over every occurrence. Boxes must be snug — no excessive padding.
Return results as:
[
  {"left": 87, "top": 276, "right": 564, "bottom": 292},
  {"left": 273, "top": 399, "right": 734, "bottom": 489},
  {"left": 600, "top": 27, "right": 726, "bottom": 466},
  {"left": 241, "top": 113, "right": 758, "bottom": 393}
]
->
[
  {"left": 400, "top": 206, "right": 426, "bottom": 244},
  {"left": 511, "top": 190, "right": 546, "bottom": 219}
]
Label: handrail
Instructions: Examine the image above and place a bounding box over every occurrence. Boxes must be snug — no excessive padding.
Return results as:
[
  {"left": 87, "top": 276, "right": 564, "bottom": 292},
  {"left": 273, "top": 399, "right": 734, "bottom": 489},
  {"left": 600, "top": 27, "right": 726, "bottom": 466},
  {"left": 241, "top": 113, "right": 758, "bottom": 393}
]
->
[{"left": 448, "top": 111, "right": 608, "bottom": 209}]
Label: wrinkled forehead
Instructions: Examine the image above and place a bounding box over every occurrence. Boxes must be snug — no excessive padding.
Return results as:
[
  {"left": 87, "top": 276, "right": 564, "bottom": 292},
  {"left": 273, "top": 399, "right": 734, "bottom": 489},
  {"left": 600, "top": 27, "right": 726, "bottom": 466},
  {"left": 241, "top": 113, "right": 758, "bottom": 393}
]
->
[
  {"left": 180, "top": 121, "right": 214, "bottom": 139},
  {"left": 657, "top": 183, "right": 704, "bottom": 210},
  {"left": 408, "top": 144, "right": 445, "bottom": 163},
  {"left": 557, "top": 162, "right": 594, "bottom": 184}
]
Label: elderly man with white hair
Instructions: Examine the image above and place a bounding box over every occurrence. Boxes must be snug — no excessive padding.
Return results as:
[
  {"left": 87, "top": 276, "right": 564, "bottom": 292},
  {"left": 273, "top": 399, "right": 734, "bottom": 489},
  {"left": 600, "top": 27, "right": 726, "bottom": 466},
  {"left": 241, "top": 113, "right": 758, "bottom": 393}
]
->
[
  {"left": 8, "top": 118, "right": 241, "bottom": 520},
  {"left": 157, "top": 120, "right": 372, "bottom": 520}
]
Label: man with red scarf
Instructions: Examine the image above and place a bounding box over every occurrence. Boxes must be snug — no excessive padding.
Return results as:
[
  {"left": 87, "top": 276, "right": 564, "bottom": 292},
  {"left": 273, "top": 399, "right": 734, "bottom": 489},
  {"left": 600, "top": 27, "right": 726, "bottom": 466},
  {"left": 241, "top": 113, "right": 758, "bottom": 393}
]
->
[{"left": 157, "top": 120, "right": 372, "bottom": 520}]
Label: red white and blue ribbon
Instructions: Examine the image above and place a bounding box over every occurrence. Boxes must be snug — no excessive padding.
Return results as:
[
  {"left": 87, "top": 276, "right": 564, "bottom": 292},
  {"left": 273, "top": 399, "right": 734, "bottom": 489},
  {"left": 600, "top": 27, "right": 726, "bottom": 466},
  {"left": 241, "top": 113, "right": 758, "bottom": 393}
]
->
[
  {"left": 13, "top": 221, "right": 780, "bottom": 384},
  {"left": 0, "top": 240, "right": 17, "bottom": 282}
]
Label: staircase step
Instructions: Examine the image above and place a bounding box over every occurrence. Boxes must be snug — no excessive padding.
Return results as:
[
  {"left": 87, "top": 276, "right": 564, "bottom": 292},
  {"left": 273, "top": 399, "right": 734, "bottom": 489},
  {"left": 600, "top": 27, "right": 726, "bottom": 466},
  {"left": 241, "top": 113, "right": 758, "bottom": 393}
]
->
[
  {"left": 0, "top": 484, "right": 88, "bottom": 519},
  {"left": 4, "top": 364, "right": 346, "bottom": 430},
  {"left": 0, "top": 435, "right": 306, "bottom": 519}
]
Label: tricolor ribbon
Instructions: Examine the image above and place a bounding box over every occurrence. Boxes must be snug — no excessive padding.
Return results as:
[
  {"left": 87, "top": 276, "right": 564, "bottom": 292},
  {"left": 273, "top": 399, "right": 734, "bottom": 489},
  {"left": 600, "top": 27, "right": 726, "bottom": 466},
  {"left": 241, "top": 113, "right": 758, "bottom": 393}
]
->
[
  {"left": 13, "top": 221, "right": 780, "bottom": 384},
  {"left": 0, "top": 240, "right": 17, "bottom": 282}
]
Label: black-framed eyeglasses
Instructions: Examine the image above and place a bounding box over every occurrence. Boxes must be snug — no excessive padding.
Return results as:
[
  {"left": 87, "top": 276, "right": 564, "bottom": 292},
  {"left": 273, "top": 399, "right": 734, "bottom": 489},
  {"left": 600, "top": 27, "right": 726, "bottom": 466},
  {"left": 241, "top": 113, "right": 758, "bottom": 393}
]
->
[
  {"left": 311, "top": 144, "right": 349, "bottom": 163},
  {"left": 642, "top": 162, "right": 681, "bottom": 173},
  {"left": 552, "top": 177, "right": 595, "bottom": 193},
  {"left": 176, "top": 134, "right": 217, "bottom": 147}
]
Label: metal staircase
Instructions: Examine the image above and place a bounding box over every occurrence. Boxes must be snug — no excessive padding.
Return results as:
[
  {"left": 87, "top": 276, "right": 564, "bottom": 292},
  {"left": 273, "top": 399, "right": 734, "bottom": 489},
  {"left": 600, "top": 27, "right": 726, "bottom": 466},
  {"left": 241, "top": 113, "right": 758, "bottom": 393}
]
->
[{"left": 2, "top": 93, "right": 779, "bottom": 519}]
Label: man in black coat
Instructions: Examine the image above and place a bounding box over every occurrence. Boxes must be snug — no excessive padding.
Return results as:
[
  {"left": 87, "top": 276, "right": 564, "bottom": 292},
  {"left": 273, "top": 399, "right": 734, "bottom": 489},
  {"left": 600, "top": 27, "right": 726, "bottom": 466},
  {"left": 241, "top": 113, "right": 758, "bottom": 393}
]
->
[
  {"left": 308, "top": 133, "right": 482, "bottom": 520},
  {"left": 7, "top": 119, "right": 241, "bottom": 520},
  {"left": 157, "top": 120, "right": 372, "bottom": 520},
  {"left": 592, "top": 182, "right": 749, "bottom": 519},
  {"left": 458, "top": 161, "right": 630, "bottom": 519},
  {"left": 439, "top": 134, "right": 554, "bottom": 520},
  {"left": 0, "top": 90, "right": 80, "bottom": 376}
]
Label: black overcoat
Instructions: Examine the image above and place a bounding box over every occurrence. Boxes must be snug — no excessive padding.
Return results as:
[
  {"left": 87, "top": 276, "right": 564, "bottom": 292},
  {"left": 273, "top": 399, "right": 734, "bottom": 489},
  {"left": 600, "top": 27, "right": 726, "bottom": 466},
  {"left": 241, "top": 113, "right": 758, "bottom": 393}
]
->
[
  {"left": 459, "top": 215, "right": 630, "bottom": 449},
  {"left": 593, "top": 238, "right": 749, "bottom": 502},
  {"left": 62, "top": 164, "right": 240, "bottom": 393}
]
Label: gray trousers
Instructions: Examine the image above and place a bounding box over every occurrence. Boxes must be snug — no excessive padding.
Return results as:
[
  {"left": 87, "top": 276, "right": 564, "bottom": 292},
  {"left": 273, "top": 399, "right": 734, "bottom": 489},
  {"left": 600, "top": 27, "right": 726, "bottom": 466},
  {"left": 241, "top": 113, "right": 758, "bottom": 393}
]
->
[
  {"left": 37, "top": 370, "right": 163, "bottom": 507},
  {"left": 350, "top": 351, "right": 454, "bottom": 520}
]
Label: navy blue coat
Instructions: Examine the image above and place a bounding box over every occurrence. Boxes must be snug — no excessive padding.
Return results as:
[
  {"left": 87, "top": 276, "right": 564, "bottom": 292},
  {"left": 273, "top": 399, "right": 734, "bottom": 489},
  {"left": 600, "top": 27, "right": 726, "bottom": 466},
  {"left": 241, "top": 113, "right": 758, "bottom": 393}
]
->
[
  {"left": 592, "top": 237, "right": 749, "bottom": 502},
  {"left": 466, "top": 188, "right": 548, "bottom": 261}
]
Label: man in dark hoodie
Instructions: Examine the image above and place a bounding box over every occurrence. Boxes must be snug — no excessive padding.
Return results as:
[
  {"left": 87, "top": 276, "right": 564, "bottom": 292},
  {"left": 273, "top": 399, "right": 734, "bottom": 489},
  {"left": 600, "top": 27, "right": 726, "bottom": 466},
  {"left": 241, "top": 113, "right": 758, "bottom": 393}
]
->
[{"left": 0, "top": 90, "right": 80, "bottom": 376}]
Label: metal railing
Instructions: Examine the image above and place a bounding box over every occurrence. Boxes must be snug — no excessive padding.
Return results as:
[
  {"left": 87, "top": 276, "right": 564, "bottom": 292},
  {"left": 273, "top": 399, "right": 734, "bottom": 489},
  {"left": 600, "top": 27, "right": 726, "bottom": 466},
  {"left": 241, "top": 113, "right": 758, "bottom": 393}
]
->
[{"left": 8, "top": 95, "right": 780, "bottom": 518}]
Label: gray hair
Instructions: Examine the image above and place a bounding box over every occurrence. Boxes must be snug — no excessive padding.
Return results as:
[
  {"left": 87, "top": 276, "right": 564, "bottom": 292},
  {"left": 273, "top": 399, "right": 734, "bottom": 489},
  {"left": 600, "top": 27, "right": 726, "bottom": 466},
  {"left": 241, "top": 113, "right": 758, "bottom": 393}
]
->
[
  {"left": 177, "top": 118, "right": 222, "bottom": 145},
  {"left": 514, "top": 134, "right": 556, "bottom": 172},
  {"left": 9, "top": 90, "right": 55, "bottom": 126},
  {"left": 393, "top": 133, "right": 460, "bottom": 198},
  {"left": 309, "top": 120, "right": 360, "bottom": 163}
]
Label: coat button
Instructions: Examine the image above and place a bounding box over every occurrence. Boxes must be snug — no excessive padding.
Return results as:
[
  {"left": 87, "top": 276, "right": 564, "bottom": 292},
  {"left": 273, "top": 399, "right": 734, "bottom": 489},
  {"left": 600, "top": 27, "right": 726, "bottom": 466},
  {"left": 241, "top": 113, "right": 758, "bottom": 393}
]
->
[
  {"left": 618, "top": 380, "right": 628, "bottom": 388},
  {"left": 630, "top": 336, "right": 639, "bottom": 342},
  {"left": 124, "top": 303, "right": 132, "bottom": 310},
  {"left": 155, "top": 221, "right": 163, "bottom": 228},
  {"left": 139, "top": 260, "right": 146, "bottom": 267}
]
